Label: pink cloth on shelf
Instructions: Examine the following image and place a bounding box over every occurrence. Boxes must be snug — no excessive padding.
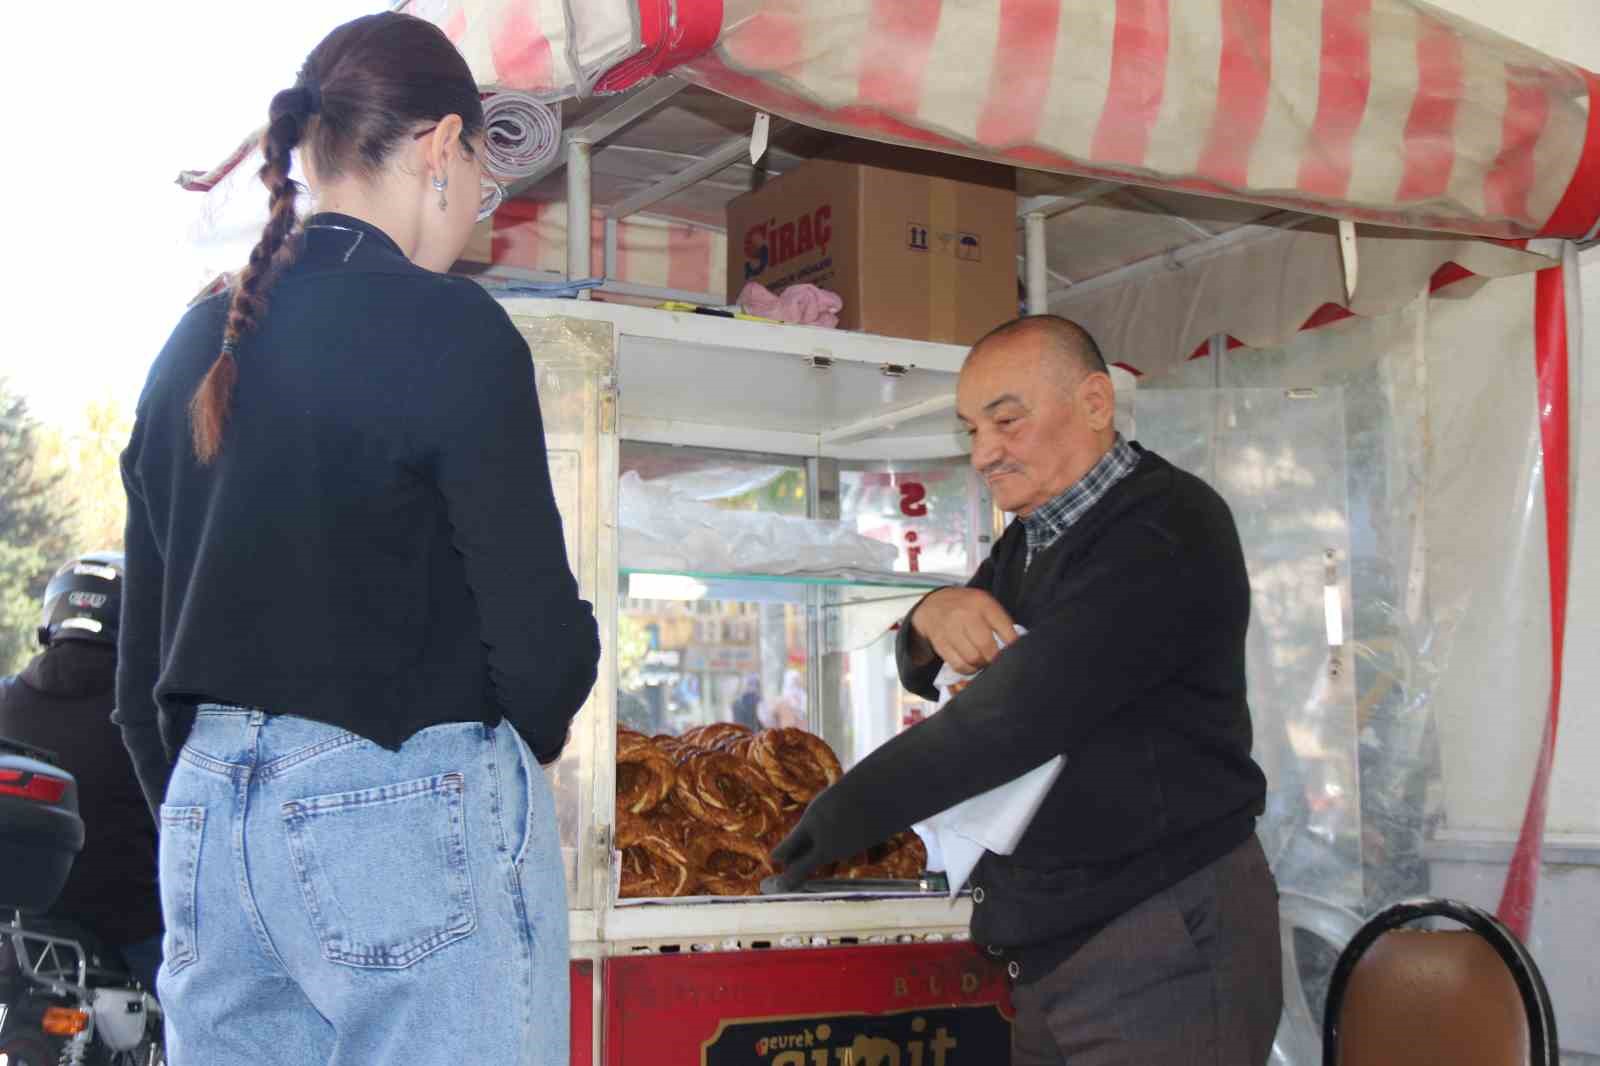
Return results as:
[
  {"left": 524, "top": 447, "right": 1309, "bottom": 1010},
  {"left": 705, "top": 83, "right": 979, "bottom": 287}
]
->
[{"left": 737, "top": 281, "right": 843, "bottom": 328}]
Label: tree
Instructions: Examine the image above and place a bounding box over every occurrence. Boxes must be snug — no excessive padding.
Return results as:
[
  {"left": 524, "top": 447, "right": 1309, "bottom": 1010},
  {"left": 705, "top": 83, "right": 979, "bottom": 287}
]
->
[
  {"left": 35, "top": 396, "right": 132, "bottom": 555},
  {"left": 0, "top": 381, "right": 80, "bottom": 674}
]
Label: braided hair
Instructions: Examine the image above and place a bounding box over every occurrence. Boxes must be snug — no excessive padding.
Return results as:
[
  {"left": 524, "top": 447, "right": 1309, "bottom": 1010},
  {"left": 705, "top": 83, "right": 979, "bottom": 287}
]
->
[{"left": 189, "top": 13, "right": 484, "bottom": 463}]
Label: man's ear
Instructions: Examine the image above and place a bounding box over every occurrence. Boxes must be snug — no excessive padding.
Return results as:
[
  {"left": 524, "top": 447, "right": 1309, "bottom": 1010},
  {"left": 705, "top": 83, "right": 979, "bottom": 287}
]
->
[{"left": 1079, "top": 372, "right": 1116, "bottom": 432}]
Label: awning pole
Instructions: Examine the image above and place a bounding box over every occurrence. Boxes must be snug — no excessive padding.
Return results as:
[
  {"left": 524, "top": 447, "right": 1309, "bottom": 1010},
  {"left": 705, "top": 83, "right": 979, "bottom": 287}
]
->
[
  {"left": 567, "top": 138, "right": 593, "bottom": 292},
  {"left": 1025, "top": 212, "right": 1049, "bottom": 315}
]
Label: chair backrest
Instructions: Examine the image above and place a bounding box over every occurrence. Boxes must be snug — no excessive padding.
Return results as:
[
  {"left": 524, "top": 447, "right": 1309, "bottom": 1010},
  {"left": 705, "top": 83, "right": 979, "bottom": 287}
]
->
[{"left": 1322, "top": 898, "right": 1558, "bottom": 1066}]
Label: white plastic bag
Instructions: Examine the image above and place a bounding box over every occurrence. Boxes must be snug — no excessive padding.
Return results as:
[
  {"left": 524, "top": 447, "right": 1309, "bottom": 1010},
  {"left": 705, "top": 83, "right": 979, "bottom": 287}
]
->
[{"left": 618, "top": 471, "right": 899, "bottom": 575}]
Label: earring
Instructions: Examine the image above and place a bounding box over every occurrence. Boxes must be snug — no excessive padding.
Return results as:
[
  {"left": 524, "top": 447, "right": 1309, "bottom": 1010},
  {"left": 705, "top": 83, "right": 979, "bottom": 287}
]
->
[{"left": 431, "top": 174, "right": 448, "bottom": 212}]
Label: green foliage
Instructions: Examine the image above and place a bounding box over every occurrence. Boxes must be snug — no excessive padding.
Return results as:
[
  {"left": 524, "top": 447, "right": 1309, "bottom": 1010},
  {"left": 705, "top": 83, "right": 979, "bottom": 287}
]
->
[{"left": 0, "top": 381, "right": 79, "bottom": 674}]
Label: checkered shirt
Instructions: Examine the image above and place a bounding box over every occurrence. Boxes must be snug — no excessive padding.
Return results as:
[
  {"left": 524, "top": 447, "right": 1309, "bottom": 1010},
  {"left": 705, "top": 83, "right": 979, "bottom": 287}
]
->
[{"left": 1020, "top": 434, "right": 1141, "bottom": 567}]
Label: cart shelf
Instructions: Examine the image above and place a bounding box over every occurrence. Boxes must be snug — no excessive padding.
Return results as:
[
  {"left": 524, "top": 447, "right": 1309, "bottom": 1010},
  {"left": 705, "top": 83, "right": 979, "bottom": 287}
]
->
[
  {"left": 620, "top": 566, "right": 961, "bottom": 591},
  {"left": 603, "top": 895, "right": 974, "bottom": 947}
]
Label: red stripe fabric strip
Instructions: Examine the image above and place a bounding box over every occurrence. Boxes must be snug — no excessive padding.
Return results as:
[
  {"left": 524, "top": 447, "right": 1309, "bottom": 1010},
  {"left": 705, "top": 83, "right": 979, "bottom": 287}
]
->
[
  {"left": 1090, "top": 0, "right": 1171, "bottom": 166},
  {"left": 1396, "top": 15, "right": 1464, "bottom": 203},
  {"left": 613, "top": 219, "right": 635, "bottom": 286},
  {"left": 443, "top": 6, "right": 467, "bottom": 44},
  {"left": 1540, "top": 68, "right": 1600, "bottom": 237},
  {"left": 858, "top": 0, "right": 943, "bottom": 116},
  {"left": 1429, "top": 261, "right": 1475, "bottom": 292},
  {"left": 720, "top": 7, "right": 806, "bottom": 71},
  {"left": 692, "top": 53, "right": 976, "bottom": 153},
  {"left": 492, "top": 4, "right": 555, "bottom": 92},
  {"left": 491, "top": 198, "right": 545, "bottom": 269},
  {"left": 666, "top": 224, "right": 715, "bottom": 294},
  {"left": 594, "top": 0, "right": 724, "bottom": 94},
  {"left": 1197, "top": 0, "right": 1273, "bottom": 188},
  {"left": 1495, "top": 264, "right": 1571, "bottom": 938},
  {"left": 976, "top": 0, "right": 1063, "bottom": 147},
  {"left": 1485, "top": 67, "right": 1552, "bottom": 226},
  {"left": 1297, "top": 0, "right": 1373, "bottom": 198}
]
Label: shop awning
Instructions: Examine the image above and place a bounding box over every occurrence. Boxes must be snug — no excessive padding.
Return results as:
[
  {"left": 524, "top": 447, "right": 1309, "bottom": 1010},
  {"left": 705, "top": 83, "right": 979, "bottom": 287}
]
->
[{"left": 405, "top": 0, "right": 1600, "bottom": 241}]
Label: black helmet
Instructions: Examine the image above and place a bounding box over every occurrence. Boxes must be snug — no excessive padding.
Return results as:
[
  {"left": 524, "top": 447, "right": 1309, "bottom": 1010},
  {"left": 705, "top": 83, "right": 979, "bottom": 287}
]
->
[{"left": 37, "top": 553, "right": 124, "bottom": 648}]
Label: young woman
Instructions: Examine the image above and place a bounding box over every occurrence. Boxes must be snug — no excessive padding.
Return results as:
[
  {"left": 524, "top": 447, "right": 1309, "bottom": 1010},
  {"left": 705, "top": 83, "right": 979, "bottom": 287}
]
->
[{"left": 115, "top": 14, "right": 599, "bottom": 1064}]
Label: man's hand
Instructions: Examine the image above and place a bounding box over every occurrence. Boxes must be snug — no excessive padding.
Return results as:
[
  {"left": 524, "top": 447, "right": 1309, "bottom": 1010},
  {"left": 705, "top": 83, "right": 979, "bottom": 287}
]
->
[{"left": 908, "top": 587, "right": 1019, "bottom": 675}]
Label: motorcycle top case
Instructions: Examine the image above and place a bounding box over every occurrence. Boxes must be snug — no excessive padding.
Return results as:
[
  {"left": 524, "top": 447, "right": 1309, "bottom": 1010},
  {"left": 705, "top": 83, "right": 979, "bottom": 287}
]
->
[{"left": 0, "top": 743, "right": 85, "bottom": 911}]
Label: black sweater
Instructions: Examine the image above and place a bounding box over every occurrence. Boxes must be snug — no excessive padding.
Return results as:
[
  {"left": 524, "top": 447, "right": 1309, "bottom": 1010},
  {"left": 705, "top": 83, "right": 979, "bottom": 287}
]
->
[
  {"left": 116, "top": 214, "right": 599, "bottom": 816},
  {"left": 0, "top": 642, "right": 162, "bottom": 945},
  {"left": 778, "top": 448, "right": 1266, "bottom": 978}
]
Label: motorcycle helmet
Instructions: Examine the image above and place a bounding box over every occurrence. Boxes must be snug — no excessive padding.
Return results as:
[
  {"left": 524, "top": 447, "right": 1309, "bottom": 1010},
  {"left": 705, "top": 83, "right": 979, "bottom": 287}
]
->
[{"left": 37, "top": 552, "right": 124, "bottom": 648}]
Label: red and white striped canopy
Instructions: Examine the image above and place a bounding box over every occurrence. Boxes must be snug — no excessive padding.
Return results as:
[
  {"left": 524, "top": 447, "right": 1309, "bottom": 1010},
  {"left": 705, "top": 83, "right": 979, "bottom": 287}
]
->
[
  {"left": 680, "top": 0, "right": 1599, "bottom": 239},
  {"left": 409, "top": 0, "right": 1600, "bottom": 241}
]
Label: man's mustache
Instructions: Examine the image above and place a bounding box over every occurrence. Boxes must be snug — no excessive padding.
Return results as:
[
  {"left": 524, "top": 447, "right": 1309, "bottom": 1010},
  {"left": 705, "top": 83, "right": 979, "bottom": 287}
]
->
[{"left": 980, "top": 463, "right": 1023, "bottom": 481}]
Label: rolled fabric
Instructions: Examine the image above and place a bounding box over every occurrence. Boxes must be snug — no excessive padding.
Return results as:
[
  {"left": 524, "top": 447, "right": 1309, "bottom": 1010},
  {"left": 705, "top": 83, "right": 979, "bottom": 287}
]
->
[{"left": 481, "top": 92, "right": 562, "bottom": 178}]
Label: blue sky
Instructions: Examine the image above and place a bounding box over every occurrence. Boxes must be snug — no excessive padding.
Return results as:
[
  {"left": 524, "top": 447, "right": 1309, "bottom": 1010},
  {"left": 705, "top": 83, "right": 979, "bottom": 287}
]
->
[{"left": 3, "top": 1, "right": 381, "bottom": 426}]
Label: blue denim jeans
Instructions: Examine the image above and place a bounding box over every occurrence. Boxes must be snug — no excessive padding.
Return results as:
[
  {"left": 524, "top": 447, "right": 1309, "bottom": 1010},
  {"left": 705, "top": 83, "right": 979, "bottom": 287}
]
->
[{"left": 157, "top": 708, "right": 568, "bottom": 1065}]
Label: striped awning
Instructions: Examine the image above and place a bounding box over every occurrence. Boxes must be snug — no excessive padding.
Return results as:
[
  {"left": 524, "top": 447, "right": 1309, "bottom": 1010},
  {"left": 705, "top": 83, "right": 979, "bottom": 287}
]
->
[
  {"left": 407, "top": 0, "right": 1600, "bottom": 241},
  {"left": 678, "top": 0, "right": 1600, "bottom": 240}
]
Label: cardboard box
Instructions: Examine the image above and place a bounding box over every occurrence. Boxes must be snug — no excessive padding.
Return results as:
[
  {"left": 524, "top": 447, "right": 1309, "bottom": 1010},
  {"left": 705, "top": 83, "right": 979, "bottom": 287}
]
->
[{"left": 726, "top": 144, "right": 1018, "bottom": 345}]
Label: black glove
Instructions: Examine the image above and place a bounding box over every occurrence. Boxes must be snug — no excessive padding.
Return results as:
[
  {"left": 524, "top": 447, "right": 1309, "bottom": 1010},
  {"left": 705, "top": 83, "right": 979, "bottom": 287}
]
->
[{"left": 762, "top": 816, "right": 831, "bottom": 894}]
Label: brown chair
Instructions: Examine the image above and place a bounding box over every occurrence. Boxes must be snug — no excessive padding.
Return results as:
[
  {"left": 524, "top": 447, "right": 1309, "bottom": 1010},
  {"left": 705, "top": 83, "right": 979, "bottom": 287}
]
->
[{"left": 1322, "top": 898, "right": 1558, "bottom": 1066}]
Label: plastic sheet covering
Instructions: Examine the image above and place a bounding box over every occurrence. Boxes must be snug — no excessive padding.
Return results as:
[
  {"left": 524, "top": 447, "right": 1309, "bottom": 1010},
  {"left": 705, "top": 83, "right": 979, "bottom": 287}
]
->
[
  {"left": 1137, "top": 383, "right": 1365, "bottom": 906},
  {"left": 1133, "top": 284, "right": 1584, "bottom": 1055},
  {"left": 502, "top": 311, "right": 616, "bottom": 909},
  {"left": 1410, "top": 272, "right": 1587, "bottom": 1053},
  {"left": 681, "top": 0, "right": 1600, "bottom": 239},
  {"left": 618, "top": 471, "right": 899, "bottom": 574}
]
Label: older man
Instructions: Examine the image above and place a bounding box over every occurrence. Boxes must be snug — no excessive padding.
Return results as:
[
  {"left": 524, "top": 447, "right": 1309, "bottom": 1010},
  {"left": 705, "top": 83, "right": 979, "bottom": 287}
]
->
[{"left": 770, "top": 315, "right": 1281, "bottom": 1065}]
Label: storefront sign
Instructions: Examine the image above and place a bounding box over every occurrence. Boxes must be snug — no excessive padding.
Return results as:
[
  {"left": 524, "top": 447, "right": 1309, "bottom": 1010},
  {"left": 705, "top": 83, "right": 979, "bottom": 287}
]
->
[
  {"left": 702, "top": 1004, "right": 1008, "bottom": 1065},
  {"left": 604, "top": 943, "right": 1012, "bottom": 1066},
  {"left": 684, "top": 646, "right": 761, "bottom": 673}
]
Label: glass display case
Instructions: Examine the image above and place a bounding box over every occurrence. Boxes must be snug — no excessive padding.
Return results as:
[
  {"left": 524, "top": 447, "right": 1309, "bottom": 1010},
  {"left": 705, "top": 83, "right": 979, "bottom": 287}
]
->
[
  {"left": 505, "top": 300, "right": 992, "bottom": 942},
  {"left": 506, "top": 313, "right": 616, "bottom": 919}
]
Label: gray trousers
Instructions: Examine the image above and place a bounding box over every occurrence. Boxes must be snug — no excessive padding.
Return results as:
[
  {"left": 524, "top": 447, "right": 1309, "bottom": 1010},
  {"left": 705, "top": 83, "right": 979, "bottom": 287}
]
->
[{"left": 1009, "top": 837, "right": 1282, "bottom": 1066}]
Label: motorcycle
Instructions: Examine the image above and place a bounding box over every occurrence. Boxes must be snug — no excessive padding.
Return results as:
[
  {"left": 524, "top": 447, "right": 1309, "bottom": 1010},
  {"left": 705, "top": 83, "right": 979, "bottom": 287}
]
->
[{"left": 0, "top": 737, "right": 163, "bottom": 1066}]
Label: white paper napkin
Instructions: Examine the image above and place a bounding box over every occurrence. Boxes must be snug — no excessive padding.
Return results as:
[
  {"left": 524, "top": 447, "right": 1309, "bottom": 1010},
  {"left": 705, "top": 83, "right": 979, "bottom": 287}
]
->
[{"left": 911, "top": 628, "right": 1066, "bottom": 898}]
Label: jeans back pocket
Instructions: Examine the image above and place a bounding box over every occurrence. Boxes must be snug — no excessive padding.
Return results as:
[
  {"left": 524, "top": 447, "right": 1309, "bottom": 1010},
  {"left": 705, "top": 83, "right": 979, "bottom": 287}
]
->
[
  {"left": 158, "top": 806, "right": 206, "bottom": 975},
  {"left": 281, "top": 772, "right": 476, "bottom": 969}
]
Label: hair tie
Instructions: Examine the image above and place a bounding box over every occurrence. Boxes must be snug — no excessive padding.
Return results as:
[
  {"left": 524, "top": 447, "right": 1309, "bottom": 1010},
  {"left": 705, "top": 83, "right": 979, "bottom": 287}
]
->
[{"left": 300, "top": 81, "right": 323, "bottom": 116}]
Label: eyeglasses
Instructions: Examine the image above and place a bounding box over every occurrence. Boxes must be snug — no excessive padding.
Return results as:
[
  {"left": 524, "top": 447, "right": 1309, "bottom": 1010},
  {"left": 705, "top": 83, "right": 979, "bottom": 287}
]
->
[{"left": 414, "top": 125, "right": 506, "bottom": 223}]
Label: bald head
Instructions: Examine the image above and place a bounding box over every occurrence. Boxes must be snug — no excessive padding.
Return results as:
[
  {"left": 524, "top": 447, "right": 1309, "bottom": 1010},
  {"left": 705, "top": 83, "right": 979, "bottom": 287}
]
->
[{"left": 968, "top": 315, "right": 1108, "bottom": 387}]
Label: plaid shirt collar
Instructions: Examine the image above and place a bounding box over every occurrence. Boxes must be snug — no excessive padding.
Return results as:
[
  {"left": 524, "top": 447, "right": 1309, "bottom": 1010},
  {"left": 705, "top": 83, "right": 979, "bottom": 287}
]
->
[{"left": 1020, "top": 434, "right": 1141, "bottom": 565}]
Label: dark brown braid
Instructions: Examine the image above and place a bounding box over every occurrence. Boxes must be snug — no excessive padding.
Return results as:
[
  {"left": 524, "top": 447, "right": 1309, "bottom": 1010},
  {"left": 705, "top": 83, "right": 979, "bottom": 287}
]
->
[
  {"left": 189, "top": 90, "right": 311, "bottom": 463},
  {"left": 187, "top": 12, "right": 485, "bottom": 463}
]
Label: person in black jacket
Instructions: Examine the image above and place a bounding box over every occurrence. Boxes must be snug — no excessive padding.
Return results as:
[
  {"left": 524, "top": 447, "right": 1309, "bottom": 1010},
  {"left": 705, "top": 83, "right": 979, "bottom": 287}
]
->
[
  {"left": 0, "top": 554, "right": 162, "bottom": 995},
  {"left": 770, "top": 316, "right": 1281, "bottom": 1065},
  {"left": 115, "top": 14, "right": 598, "bottom": 1066}
]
